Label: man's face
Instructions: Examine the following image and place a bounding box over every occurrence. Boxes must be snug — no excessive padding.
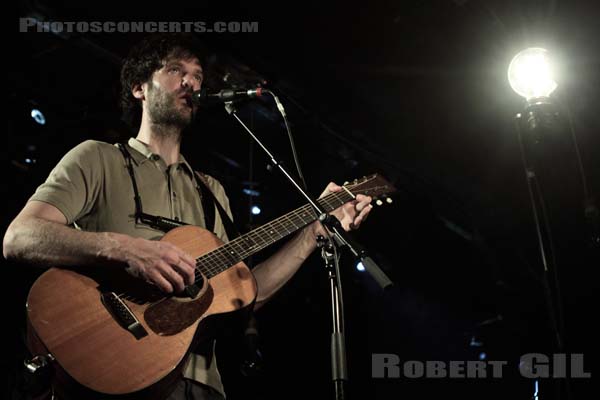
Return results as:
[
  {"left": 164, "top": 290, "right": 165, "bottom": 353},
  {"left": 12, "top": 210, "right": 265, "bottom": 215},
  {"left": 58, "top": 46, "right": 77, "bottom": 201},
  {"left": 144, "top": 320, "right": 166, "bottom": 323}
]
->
[{"left": 144, "top": 57, "right": 203, "bottom": 129}]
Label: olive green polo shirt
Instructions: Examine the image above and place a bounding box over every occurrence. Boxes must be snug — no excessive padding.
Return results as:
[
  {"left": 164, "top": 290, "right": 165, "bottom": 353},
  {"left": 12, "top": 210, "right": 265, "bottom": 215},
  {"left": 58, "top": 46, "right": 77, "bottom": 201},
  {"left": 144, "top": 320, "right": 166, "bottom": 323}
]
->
[
  {"left": 29, "top": 137, "right": 232, "bottom": 395},
  {"left": 30, "top": 138, "right": 232, "bottom": 242}
]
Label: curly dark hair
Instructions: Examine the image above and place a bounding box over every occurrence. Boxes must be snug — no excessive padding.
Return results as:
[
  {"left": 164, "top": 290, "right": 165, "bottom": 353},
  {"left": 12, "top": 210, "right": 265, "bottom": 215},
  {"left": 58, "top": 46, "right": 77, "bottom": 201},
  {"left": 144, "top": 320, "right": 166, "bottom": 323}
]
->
[{"left": 120, "top": 34, "right": 206, "bottom": 129}]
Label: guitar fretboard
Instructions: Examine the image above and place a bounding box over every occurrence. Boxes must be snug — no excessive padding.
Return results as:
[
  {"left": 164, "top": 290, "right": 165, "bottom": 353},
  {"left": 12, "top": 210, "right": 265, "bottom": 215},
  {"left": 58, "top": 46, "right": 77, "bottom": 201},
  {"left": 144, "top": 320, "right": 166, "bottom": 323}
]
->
[{"left": 197, "top": 190, "right": 354, "bottom": 278}]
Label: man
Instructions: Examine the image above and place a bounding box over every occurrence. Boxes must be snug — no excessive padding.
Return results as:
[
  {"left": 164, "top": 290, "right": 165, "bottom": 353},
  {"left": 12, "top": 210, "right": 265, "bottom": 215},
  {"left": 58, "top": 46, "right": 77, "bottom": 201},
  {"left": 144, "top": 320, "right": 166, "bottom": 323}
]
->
[{"left": 3, "top": 34, "right": 372, "bottom": 399}]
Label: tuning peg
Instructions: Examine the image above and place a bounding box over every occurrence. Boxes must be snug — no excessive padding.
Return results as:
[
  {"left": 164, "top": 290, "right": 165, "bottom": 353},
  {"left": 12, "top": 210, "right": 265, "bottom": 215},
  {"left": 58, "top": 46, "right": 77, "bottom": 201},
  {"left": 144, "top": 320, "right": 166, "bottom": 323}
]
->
[
  {"left": 386, "top": 197, "right": 393, "bottom": 204},
  {"left": 343, "top": 181, "right": 349, "bottom": 185},
  {"left": 375, "top": 199, "right": 383, "bottom": 206}
]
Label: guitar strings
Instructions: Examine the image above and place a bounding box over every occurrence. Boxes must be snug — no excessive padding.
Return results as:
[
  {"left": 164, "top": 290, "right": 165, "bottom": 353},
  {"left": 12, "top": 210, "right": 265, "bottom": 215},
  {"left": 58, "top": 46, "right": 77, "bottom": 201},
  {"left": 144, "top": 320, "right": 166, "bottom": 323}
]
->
[
  {"left": 192, "top": 191, "right": 350, "bottom": 278},
  {"left": 192, "top": 179, "right": 383, "bottom": 279},
  {"left": 115, "top": 187, "right": 364, "bottom": 302},
  {"left": 116, "top": 202, "right": 326, "bottom": 302}
]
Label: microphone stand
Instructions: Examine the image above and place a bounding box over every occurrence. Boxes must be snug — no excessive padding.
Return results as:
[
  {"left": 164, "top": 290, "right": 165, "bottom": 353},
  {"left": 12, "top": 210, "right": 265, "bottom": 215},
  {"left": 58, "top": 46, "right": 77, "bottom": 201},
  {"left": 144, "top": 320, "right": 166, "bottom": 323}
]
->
[
  {"left": 317, "top": 234, "right": 348, "bottom": 400},
  {"left": 222, "top": 100, "right": 393, "bottom": 400},
  {"left": 222, "top": 101, "right": 393, "bottom": 290}
]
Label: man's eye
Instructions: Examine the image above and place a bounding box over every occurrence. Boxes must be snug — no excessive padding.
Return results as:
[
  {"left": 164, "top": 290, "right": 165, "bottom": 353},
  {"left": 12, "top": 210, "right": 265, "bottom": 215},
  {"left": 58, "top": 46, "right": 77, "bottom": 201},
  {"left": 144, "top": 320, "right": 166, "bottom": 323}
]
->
[{"left": 168, "top": 67, "right": 180, "bottom": 73}]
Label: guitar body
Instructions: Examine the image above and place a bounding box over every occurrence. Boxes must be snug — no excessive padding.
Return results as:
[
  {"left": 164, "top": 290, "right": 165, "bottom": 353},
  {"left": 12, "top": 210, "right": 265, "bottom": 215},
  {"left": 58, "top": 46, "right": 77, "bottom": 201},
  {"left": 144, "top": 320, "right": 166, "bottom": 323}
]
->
[{"left": 26, "top": 225, "right": 257, "bottom": 399}]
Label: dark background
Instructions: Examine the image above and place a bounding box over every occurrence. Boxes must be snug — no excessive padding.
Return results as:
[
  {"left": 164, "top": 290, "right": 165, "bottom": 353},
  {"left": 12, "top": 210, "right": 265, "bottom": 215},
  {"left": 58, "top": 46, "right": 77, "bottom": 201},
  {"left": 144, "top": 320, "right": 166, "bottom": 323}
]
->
[{"left": 4, "top": 1, "right": 599, "bottom": 399}]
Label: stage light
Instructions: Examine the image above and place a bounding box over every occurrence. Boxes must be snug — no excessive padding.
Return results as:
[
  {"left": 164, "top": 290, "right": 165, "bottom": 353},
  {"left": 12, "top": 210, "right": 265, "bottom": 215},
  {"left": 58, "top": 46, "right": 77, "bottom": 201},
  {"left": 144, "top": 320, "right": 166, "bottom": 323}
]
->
[
  {"left": 251, "top": 205, "right": 261, "bottom": 215},
  {"left": 31, "top": 109, "right": 46, "bottom": 125},
  {"left": 243, "top": 188, "right": 260, "bottom": 197},
  {"left": 508, "top": 48, "right": 580, "bottom": 400},
  {"left": 508, "top": 48, "right": 557, "bottom": 101},
  {"left": 356, "top": 261, "right": 365, "bottom": 272}
]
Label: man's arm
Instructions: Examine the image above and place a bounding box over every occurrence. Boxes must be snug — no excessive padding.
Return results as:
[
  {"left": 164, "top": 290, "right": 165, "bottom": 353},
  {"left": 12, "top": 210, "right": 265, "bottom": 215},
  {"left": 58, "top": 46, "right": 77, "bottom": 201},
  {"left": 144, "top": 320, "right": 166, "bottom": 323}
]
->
[
  {"left": 3, "top": 200, "right": 197, "bottom": 293},
  {"left": 252, "top": 183, "right": 372, "bottom": 308}
]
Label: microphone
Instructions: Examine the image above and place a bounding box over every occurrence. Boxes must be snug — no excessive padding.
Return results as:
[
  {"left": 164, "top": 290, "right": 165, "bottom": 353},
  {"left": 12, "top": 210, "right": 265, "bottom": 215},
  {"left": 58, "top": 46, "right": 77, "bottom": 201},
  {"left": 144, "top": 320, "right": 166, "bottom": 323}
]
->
[{"left": 191, "top": 87, "right": 265, "bottom": 104}]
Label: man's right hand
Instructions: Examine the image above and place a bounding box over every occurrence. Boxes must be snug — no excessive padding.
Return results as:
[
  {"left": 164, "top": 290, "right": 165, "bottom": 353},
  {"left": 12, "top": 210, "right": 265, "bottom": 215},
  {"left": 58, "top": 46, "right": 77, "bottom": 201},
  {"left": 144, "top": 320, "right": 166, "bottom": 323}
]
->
[
  {"left": 119, "top": 237, "right": 197, "bottom": 293},
  {"left": 3, "top": 201, "right": 196, "bottom": 294}
]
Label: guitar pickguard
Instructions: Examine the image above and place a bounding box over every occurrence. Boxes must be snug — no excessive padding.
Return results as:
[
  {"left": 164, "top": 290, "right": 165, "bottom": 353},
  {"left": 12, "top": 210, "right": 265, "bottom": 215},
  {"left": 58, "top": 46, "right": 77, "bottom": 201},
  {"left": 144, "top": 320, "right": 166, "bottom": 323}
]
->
[{"left": 144, "top": 284, "right": 214, "bottom": 336}]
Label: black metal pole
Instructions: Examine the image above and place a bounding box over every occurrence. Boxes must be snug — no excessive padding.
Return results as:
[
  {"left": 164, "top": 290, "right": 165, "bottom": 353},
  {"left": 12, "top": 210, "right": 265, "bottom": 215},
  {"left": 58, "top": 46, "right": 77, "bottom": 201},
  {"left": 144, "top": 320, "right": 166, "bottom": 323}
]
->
[
  {"left": 515, "top": 101, "right": 571, "bottom": 400},
  {"left": 318, "top": 236, "right": 348, "bottom": 400}
]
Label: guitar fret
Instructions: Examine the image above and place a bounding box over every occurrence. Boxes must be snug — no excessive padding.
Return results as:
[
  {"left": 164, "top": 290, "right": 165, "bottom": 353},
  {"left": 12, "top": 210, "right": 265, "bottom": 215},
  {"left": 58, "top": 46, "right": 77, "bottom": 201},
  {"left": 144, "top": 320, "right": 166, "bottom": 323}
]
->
[
  {"left": 248, "top": 226, "right": 268, "bottom": 249},
  {"left": 231, "top": 240, "right": 248, "bottom": 258}
]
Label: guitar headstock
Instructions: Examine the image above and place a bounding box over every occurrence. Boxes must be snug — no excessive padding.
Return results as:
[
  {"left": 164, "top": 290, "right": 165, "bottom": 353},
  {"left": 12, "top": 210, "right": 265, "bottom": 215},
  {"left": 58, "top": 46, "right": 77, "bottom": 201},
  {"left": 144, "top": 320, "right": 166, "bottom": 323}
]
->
[{"left": 344, "top": 174, "right": 396, "bottom": 205}]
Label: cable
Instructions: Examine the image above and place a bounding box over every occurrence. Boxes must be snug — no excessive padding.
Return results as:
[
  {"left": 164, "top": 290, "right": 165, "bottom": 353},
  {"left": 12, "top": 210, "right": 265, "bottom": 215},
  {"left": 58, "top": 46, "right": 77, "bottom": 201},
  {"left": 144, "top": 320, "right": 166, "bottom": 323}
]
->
[
  {"left": 265, "top": 89, "right": 309, "bottom": 191},
  {"left": 556, "top": 96, "right": 590, "bottom": 200}
]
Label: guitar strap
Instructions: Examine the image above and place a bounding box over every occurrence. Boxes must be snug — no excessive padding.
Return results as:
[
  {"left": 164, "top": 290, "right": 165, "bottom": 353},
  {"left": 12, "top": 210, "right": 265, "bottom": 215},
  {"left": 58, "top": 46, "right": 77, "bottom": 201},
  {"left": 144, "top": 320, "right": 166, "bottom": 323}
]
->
[
  {"left": 116, "top": 143, "right": 239, "bottom": 240},
  {"left": 194, "top": 171, "right": 241, "bottom": 240}
]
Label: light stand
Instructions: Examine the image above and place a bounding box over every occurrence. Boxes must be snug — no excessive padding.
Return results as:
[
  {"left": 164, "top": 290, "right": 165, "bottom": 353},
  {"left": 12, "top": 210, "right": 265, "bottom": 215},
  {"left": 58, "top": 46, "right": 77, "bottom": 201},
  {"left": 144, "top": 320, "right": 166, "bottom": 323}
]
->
[
  {"left": 509, "top": 48, "right": 571, "bottom": 400},
  {"left": 514, "top": 99, "right": 565, "bottom": 351},
  {"left": 515, "top": 99, "right": 569, "bottom": 400}
]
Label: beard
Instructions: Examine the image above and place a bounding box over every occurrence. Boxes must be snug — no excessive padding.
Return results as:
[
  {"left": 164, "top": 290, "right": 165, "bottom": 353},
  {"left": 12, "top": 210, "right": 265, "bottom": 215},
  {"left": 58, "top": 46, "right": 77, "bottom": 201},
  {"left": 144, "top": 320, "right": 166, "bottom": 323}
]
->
[{"left": 146, "top": 84, "right": 193, "bottom": 131}]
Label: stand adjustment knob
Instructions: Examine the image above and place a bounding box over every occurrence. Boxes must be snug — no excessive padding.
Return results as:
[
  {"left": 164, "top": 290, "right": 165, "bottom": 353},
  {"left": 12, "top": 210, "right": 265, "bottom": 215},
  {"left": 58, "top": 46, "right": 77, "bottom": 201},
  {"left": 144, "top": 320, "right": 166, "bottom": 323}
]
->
[{"left": 24, "top": 354, "right": 55, "bottom": 374}]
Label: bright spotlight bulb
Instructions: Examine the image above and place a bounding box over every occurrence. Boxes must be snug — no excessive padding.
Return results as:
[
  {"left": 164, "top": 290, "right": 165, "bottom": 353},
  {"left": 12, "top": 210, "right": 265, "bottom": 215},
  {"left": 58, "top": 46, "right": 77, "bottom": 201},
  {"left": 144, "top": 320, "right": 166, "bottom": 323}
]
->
[{"left": 508, "top": 48, "right": 557, "bottom": 100}]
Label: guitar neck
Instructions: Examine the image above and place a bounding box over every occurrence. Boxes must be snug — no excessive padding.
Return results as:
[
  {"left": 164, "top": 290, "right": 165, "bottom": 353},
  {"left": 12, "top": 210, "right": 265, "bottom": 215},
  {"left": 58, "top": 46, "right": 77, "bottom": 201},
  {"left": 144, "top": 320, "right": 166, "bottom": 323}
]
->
[{"left": 198, "top": 190, "right": 354, "bottom": 278}]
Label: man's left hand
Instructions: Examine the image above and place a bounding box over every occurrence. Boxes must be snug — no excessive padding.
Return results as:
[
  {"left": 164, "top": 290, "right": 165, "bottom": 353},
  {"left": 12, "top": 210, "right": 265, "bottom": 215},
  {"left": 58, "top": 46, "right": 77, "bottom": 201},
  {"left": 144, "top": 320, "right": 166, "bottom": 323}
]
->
[{"left": 309, "top": 182, "right": 373, "bottom": 237}]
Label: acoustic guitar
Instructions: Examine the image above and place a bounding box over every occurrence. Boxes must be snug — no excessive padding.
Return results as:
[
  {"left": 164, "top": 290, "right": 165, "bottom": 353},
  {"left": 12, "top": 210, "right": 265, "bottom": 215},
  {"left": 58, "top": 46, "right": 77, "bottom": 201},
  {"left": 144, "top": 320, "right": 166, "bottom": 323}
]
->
[{"left": 26, "top": 174, "right": 395, "bottom": 399}]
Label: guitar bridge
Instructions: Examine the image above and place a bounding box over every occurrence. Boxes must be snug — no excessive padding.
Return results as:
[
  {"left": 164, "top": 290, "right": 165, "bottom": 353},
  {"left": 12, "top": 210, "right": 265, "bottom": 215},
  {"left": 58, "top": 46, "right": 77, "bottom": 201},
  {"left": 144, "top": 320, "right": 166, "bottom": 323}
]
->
[{"left": 101, "top": 292, "right": 148, "bottom": 340}]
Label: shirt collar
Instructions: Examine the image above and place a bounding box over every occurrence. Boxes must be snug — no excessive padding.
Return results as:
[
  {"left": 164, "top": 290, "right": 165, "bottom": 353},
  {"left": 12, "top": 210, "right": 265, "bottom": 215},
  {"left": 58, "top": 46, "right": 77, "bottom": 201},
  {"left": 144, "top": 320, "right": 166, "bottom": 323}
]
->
[{"left": 126, "top": 137, "right": 195, "bottom": 177}]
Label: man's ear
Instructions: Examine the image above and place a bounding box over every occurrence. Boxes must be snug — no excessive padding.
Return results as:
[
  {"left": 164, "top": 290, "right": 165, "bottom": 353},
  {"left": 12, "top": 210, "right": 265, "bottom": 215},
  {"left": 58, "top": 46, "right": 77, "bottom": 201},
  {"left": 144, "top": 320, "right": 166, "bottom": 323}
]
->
[{"left": 132, "top": 83, "right": 146, "bottom": 100}]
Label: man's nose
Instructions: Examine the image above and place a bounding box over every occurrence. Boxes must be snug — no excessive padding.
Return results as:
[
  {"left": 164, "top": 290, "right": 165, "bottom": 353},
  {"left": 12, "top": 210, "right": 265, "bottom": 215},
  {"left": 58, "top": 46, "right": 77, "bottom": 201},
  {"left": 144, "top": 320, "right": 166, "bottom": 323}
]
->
[{"left": 181, "top": 76, "right": 200, "bottom": 91}]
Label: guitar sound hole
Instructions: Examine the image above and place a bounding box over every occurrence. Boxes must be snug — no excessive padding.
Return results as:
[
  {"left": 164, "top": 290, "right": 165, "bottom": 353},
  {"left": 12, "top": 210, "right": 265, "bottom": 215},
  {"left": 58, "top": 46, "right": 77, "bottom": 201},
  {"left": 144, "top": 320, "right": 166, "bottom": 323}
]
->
[{"left": 174, "top": 276, "right": 204, "bottom": 299}]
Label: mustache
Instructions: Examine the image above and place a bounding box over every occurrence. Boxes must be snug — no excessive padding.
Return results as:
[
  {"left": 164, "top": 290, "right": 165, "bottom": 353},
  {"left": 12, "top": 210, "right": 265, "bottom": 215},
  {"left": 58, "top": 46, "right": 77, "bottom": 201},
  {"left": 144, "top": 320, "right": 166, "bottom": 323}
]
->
[{"left": 177, "top": 89, "right": 193, "bottom": 99}]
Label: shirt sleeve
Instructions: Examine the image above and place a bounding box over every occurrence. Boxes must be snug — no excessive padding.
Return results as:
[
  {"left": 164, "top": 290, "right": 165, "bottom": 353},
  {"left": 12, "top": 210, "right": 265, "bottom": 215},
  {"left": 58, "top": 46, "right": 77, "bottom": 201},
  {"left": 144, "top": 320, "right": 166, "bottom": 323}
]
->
[{"left": 29, "top": 140, "right": 105, "bottom": 225}]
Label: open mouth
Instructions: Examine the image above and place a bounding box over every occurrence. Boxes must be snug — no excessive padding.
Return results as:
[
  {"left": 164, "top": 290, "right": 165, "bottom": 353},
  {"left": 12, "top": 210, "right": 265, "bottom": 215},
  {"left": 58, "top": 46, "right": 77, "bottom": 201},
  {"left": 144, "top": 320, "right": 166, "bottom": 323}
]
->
[{"left": 179, "top": 96, "right": 193, "bottom": 108}]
